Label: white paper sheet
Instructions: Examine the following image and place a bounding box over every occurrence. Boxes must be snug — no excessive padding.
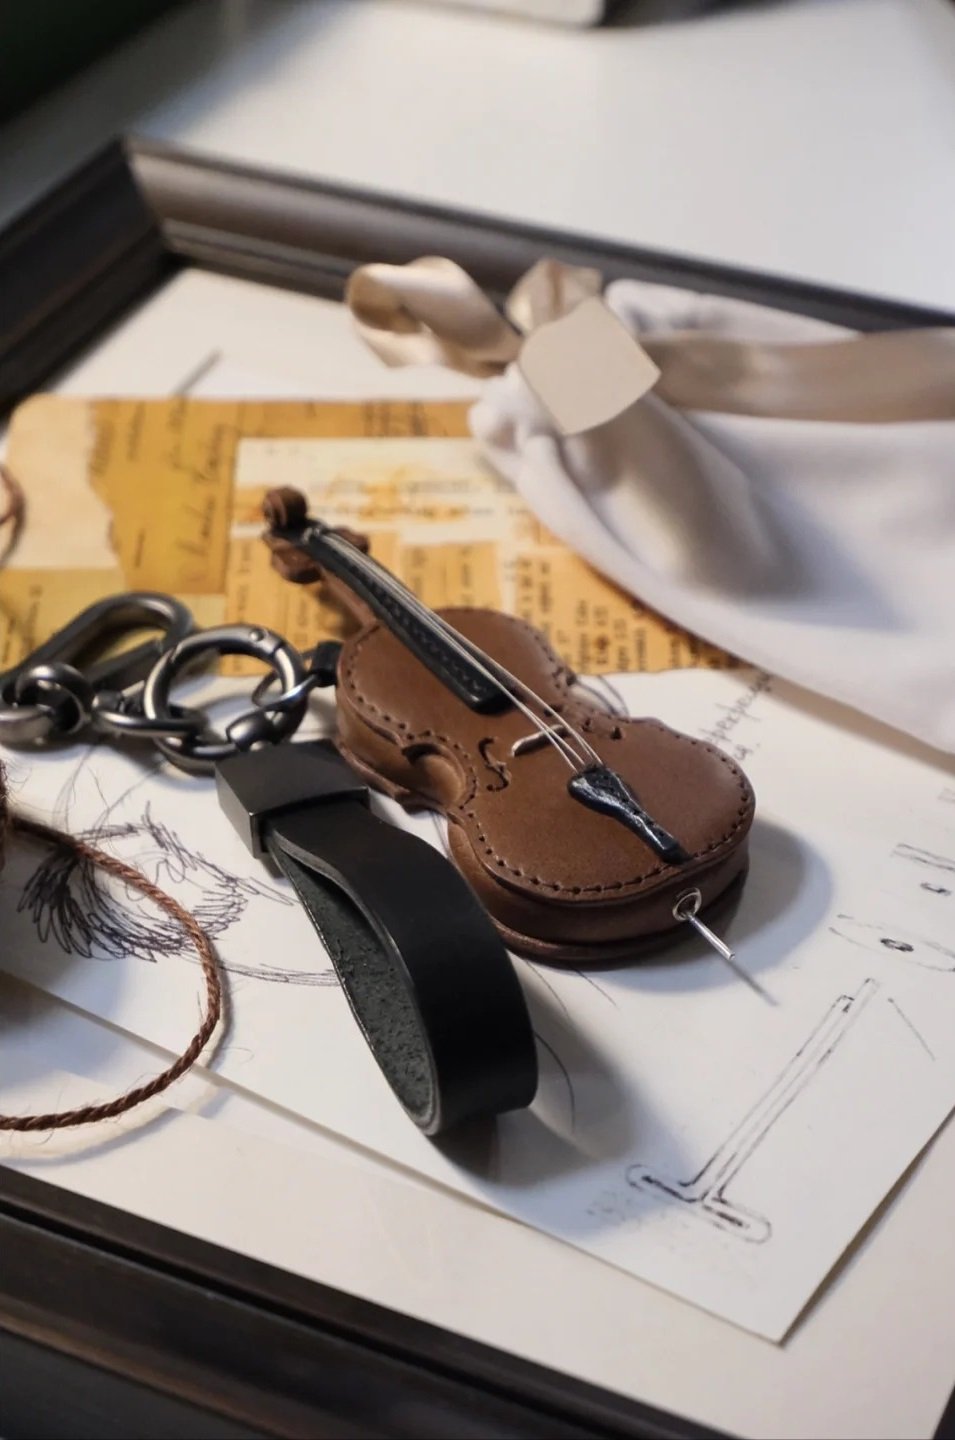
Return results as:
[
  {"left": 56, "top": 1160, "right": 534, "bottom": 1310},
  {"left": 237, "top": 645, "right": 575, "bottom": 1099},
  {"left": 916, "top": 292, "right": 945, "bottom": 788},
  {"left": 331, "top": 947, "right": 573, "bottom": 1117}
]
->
[
  {"left": 4, "top": 666, "right": 955, "bottom": 1339},
  {"left": 5, "top": 974, "right": 955, "bottom": 1440}
]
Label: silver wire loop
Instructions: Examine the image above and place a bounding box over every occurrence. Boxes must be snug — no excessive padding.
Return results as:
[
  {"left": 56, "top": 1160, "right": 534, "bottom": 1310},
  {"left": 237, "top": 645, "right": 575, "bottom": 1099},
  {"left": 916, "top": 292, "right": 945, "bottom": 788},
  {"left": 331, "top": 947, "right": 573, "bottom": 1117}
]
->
[{"left": 673, "top": 889, "right": 703, "bottom": 921}]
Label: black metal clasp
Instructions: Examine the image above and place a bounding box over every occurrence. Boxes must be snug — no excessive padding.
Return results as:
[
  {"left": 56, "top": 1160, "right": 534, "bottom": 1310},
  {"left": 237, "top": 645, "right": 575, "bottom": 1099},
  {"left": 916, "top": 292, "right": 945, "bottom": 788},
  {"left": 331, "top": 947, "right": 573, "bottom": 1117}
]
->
[
  {"left": 216, "top": 739, "right": 368, "bottom": 857},
  {"left": 0, "top": 592, "right": 195, "bottom": 745}
]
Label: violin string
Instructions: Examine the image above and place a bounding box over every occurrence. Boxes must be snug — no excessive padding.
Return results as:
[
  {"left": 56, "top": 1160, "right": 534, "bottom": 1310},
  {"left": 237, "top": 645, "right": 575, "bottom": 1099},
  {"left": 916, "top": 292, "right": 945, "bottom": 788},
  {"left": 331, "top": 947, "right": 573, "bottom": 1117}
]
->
[
  {"left": 322, "top": 532, "right": 602, "bottom": 772},
  {"left": 427, "top": 620, "right": 600, "bottom": 768}
]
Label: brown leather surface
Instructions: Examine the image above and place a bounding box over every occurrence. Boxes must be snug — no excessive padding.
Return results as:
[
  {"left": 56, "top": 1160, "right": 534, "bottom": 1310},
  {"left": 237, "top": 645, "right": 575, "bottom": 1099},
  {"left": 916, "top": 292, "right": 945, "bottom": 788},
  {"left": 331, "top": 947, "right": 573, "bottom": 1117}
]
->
[{"left": 334, "top": 606, "right": 755, "bottom": 964}]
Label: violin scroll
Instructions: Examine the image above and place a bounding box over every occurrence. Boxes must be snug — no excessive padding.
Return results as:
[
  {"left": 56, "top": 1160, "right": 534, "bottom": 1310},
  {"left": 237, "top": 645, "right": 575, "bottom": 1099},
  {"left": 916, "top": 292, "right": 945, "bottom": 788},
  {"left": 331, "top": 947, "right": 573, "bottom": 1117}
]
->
[
  {"left": 263, "top": 486, "right": 308, "bottom": 530},
  {"left": 263, "top": 487, "right": 370, "bottom": 589}
]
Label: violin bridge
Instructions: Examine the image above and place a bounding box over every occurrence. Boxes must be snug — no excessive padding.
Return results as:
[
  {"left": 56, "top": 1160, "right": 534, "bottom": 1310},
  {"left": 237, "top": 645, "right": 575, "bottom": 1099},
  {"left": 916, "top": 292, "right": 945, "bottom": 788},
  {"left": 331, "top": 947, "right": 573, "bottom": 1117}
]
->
[{"left": 510, "top": 723, "right": 570, "bottom": 757}]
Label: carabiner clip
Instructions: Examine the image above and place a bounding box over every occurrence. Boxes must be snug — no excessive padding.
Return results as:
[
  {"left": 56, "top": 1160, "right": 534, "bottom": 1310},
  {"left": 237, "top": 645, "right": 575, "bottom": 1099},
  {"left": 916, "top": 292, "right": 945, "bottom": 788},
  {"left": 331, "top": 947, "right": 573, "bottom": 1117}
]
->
[
  {"left": 140, "top": 622, "right": 310, "bottom": 775},
  {"left": 0, "top": 592, "right": 195, "bottom": 745}
]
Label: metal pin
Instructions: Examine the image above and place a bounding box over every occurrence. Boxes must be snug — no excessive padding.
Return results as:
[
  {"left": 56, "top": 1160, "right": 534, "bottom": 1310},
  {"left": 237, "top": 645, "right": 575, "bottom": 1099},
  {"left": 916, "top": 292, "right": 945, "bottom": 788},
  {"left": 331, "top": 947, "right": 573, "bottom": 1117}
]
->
[
  {"left": 674, "top": 890, "right": 736, "bottom": 963},
  {"left": 673, "top": 890, "right": 775, "bottom": 1003}
]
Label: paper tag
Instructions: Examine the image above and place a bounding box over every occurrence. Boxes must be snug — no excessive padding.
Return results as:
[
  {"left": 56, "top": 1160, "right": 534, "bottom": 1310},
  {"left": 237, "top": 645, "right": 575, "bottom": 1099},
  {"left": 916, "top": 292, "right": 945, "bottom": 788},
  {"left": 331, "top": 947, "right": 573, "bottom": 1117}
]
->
[{"left": 517, "top": 296, "right": 661, "bottom": 435}]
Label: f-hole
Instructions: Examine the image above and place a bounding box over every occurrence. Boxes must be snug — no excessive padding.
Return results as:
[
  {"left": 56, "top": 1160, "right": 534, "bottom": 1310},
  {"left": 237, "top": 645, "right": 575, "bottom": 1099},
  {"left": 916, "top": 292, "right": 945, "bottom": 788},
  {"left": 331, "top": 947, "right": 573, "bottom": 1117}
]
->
[{"left": 478, "top": 738, "right": 510, "bottom": 792}]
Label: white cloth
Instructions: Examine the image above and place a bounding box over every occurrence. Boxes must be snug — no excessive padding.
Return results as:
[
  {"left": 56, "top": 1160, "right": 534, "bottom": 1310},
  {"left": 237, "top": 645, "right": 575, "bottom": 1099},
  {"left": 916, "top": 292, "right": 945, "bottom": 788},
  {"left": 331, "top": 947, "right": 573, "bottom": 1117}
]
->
[{"left": 470, "top": 281, "right": 955, "bottom": 753}]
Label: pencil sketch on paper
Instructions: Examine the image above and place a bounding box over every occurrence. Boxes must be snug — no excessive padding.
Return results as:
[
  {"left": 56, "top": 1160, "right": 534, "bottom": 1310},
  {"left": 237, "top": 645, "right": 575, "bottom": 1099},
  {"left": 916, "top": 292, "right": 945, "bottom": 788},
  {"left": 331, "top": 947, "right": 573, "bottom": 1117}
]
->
[
  {"left": 627, "top": 979, "right": 880, "bottom": 1243},
  {"left": 829, "top": 915, "right": 955, "bottom": 972},
  {"left": 885, "top": 996, "right": 936, "bottom": 1061},
  {"left": 18, "top": 751, "right": 338, "bottom": 987},
  {"left": 892, "top": 842, "right": 955, "bottom": 877}
]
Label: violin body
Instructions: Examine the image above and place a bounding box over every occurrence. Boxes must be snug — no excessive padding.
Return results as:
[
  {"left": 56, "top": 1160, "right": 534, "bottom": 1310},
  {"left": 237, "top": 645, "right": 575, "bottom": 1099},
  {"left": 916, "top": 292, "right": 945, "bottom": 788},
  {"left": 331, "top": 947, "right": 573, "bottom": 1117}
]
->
[{"left": 332, "top": 603, "right": 754, "bottom": 964}]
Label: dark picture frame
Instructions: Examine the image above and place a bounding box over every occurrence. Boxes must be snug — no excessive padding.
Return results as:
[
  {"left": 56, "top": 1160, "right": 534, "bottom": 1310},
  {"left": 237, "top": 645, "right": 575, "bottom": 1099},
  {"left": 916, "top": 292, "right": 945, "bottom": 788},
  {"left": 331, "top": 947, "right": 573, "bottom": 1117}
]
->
[
  {"left": 4, "top": 136, "right": 954, "bottom": 420},
  {"left": 2, "top": 137, "right": 955, "bottom": 1440}
]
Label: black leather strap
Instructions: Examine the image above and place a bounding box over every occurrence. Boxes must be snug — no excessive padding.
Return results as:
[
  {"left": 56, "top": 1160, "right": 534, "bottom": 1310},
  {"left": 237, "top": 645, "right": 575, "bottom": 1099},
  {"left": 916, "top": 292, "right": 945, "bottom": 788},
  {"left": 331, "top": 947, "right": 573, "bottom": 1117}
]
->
[{"left": 217, "top": 742, "right": 537, "bottom": 1135}]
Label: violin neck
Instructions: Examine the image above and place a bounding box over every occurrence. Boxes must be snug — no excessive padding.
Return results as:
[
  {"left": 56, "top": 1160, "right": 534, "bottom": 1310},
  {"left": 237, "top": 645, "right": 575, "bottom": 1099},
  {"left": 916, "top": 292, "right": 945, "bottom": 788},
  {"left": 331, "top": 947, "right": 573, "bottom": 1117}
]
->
[{"left": 288, "top": 522, "right": 509, "bottom": 714}]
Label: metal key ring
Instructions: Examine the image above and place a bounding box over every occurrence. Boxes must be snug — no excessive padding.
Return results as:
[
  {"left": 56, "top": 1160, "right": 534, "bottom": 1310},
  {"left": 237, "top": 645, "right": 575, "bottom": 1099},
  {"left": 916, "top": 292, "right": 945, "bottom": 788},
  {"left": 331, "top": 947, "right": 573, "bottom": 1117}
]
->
[
  {"left": 141, "top": 624, "right": 309, "bottom": 775},
  {"left": 90, "top": 690, "right": 208, "bottom": 739}
]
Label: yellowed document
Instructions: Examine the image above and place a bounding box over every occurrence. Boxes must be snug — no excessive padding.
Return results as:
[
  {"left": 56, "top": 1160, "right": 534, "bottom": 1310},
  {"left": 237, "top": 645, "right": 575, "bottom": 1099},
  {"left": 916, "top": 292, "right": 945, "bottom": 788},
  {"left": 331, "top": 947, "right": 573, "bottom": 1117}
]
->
[{"left": 3, "top": 396, "right": 733, "bottom": 675}]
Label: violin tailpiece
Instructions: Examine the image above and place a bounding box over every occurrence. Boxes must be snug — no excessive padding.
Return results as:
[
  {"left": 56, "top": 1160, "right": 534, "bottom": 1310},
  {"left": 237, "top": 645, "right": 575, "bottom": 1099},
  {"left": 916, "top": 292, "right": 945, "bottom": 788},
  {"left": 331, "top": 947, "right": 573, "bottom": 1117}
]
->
[{"left": 567, "top": 765, "right": 691, "bottom": 867}]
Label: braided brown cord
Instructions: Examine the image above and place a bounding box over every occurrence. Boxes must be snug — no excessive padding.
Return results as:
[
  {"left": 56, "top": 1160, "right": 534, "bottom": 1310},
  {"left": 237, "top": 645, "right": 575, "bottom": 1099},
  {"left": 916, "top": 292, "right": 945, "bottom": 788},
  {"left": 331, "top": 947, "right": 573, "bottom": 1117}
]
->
[
  {"left": 0, "top": 814, "right": 224, "bottom": 1132},
  {"left": 0, "top": 462, "right": 25, "bottom": 566}
]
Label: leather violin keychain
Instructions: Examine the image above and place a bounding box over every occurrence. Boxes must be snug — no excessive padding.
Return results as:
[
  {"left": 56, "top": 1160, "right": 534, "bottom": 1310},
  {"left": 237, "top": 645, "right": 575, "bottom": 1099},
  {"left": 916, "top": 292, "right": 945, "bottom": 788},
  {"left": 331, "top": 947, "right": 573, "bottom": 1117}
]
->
[{"left": 262, "top": 488, "right": 755, "bottom": 968}]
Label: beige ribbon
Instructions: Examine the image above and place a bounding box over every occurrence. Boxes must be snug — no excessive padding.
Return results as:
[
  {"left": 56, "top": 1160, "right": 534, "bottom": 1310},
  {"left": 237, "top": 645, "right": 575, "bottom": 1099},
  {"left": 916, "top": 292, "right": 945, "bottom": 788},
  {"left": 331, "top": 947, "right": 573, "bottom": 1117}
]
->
[
  {"left": 346, "top": 256, "right": 521, "bottom": 377},
  {"left": 346, "top": 257, "right": 955, "bottom": 423}
]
